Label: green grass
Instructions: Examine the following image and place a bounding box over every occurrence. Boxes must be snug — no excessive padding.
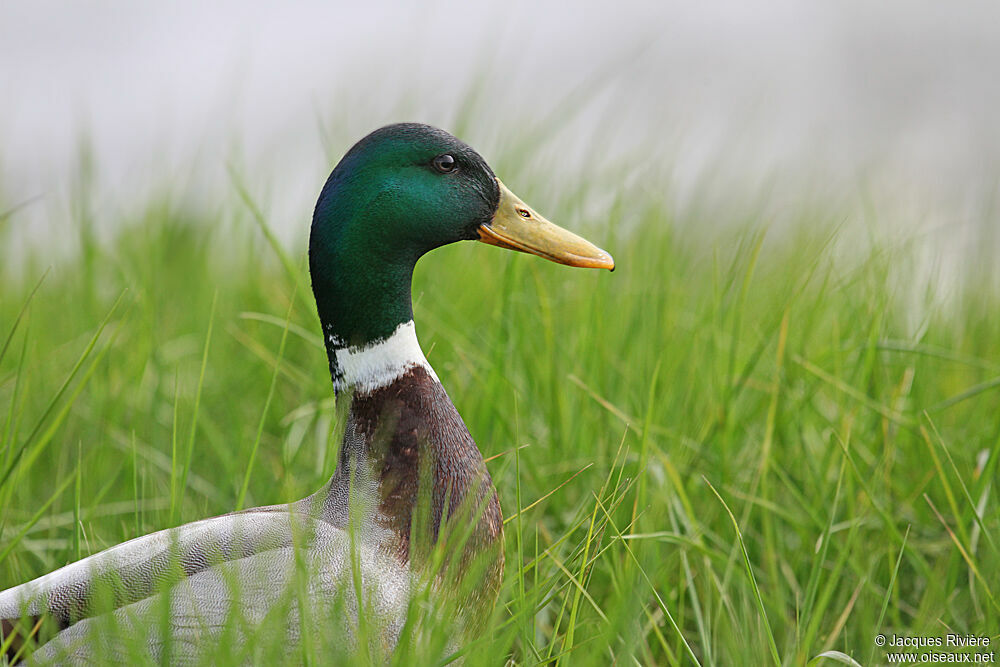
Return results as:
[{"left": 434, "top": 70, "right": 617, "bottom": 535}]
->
[{"left": 1, "top": 142, "right": 999, "bottom": 665}]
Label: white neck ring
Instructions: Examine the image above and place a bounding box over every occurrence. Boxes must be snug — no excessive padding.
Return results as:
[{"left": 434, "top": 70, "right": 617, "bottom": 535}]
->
[{"left": 333, "top": 320, "right": 439, "bottom": 394}]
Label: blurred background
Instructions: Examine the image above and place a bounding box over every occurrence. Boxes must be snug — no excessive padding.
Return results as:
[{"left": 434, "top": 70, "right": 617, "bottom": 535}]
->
[
  {"left": 2, "top": 0, "right": 999, "bottom": 277},
  {"left": 2, "top": 5, "right": 999, "bottom": 660}
]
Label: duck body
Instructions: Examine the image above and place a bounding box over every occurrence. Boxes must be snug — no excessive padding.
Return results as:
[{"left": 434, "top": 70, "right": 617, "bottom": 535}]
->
[
  {"left": 1, "top": 505, "right": 409, "bottom": 662},
  {"left": 0, "top": 123, "right": 612, "bottom": 662}
]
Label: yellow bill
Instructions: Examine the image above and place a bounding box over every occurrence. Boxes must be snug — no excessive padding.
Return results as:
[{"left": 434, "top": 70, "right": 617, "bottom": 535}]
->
[{"left": 478, "top": 179, "right": 614, "bottom": 270}]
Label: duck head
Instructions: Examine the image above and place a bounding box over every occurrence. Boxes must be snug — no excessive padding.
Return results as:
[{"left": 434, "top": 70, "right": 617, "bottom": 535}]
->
[{"left": 310, "top": 123, "right": 613, "bottom": 386}]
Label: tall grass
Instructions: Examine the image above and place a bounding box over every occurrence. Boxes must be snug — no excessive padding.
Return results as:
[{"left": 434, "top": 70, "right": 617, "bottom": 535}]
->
[{"left": 1, "top": 138, "right": 998, "bottom": 665}]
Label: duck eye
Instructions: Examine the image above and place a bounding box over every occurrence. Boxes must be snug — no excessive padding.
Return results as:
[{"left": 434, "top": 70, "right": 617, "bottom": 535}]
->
[{"left": 432, "top": 154, "right": 457, "bottom": 173}]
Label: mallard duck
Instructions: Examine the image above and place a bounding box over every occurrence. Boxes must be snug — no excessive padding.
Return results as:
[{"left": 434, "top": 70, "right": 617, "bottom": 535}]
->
[{"left": 0, "top": 123, "right": 613, "bottom": 662}]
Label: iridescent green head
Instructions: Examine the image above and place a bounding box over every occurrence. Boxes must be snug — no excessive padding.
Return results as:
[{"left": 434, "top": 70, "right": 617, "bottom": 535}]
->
[
  {"left": 309, "top": 123, "right": 613, "bottom": 378},
  {"left": 310, "top": 124, "right": 498, "bottom": 347}
]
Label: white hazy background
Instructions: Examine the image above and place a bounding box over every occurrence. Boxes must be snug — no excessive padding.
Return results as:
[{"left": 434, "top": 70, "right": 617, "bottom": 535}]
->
[{"left": 2, "top": 1, "right": 999, "bottom": 283}]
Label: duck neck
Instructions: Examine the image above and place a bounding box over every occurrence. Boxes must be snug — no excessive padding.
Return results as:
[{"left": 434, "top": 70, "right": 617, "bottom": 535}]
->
[
  {"left": 309, "top": 268, "right": 502, "bottom": 573},
  {"left": 310, "top": 229, "right": 426, "bottom": 394},
  {"left": 309, "top": 223, "right": 502, "bottom": 578}
]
